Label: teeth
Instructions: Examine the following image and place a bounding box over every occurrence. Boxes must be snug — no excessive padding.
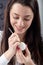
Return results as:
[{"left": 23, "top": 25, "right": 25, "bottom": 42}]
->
[{"left": 18, "top": 42, "right": 26, "bottom": 51}]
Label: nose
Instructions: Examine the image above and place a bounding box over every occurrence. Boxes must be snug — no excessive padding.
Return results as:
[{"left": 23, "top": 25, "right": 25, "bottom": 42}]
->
[{"left": 17, "top": 18, "right": 24, "bottom": 27}]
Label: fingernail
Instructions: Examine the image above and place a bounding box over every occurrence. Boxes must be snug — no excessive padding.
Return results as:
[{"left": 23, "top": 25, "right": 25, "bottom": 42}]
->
[
  {"left": 16, "top": 46, "right": 20, "bottom": 50},
  {"left": 26, "top": 44, "right": 28, "bottom": 47}
]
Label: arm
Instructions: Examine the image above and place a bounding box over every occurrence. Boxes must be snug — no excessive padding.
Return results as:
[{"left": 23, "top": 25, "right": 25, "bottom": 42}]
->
[
  {"left": 0, "top": 48, "right": 14, "bottom": 65},
  {"left": 0, "top": 32, "right": 20, "bottom": 65}
]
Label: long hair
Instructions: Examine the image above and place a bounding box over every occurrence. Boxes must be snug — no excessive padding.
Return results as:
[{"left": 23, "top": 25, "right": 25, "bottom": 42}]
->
[{"left": 1, "top": 0, "right": 43, "bottom": 65}]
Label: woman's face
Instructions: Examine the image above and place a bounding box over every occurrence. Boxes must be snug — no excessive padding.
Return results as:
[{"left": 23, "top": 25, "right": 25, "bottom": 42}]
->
[{"left": 10, "top": 3, "right": 34, "bottom": 34}]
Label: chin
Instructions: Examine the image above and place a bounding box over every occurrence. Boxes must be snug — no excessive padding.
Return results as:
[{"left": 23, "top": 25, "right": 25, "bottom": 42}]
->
[{"left": 15, "top": 30, "right": 25, "bottom": 35}]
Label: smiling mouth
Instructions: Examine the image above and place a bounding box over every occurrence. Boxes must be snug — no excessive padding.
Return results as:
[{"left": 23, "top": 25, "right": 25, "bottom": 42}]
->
[{"left": 15, "top": 25, "right": 25, "bottom": 31}]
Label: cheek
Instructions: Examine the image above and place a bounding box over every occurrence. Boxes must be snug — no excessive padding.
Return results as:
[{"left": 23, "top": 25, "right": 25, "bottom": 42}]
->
[{"left": 10, "top": 16, "right": 17, "bottom": 26}]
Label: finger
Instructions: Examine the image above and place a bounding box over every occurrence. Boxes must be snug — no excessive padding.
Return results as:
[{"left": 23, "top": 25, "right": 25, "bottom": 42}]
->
[
  {"left": 25, "top": 46, "right": 31, "bottom": 58},
  {"left": 9, "top": 42, "right": 20, "bottom": 54},
  {"left": 8, "top": 36, "right": 20, "bottom": 45},
  {"left": 13, "top": 42, "right": 20, "bottom": 48},
  {"left": 9, "top": 33, "right": 16, "bottom": 38},
  {"left": 17, "top": 49, "right": 26, "bottom": 62},
  {"left": 9, "top": 40, "right": 20, "bottom": 49},
  {"left": 10, "top": 32, "right": 19, "bottom": 39},
  {"left": 9, "top": 34, "right": 20, "bottom": 42},
  {"left": 16, "top": 51, "right": 23, "bottom": 64}
]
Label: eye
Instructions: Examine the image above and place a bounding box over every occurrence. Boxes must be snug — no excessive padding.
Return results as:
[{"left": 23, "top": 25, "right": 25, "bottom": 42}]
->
[
  {"left": 13, "top": 16, "right": 19, "bottom": 19},
  {"left": 24, "top": 18, "right": 30, "bottom": 21}
]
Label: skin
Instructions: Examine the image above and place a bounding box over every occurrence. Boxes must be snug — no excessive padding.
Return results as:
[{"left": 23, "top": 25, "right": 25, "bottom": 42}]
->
[{"left": 2, "top": 3, "right": 35, "bottom": 65}]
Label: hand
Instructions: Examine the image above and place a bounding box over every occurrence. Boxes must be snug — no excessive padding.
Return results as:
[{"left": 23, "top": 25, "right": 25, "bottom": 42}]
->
[
  {"left": 16, "top": 46, "right": 35, "bottom": 65},
  {"left": 8, "top": 32, "right": 20, "bottom": 56}
]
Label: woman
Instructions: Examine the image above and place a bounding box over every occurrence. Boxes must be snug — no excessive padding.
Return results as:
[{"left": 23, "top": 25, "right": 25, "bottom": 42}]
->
[{"left": 0, "top": 0, "right": 43, "bottom": 65}]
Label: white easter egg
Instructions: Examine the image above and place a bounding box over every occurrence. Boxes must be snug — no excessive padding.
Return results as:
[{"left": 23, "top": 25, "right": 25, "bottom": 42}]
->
[{"left": 19, "top": 42, "right": 26, "bottom": 51}]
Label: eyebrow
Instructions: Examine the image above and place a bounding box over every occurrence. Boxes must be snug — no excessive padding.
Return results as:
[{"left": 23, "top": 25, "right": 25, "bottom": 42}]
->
[
  {"left": 14, "top": 13, "right": 19, "bottom": 16},
  {"left": 13, "top": 13, "right": 31, "bottom": 17}
]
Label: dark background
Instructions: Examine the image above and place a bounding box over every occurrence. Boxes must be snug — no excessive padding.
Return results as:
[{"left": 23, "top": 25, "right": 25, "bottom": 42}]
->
[{"left": 0, "top": 0, "right": 7, "bottom": 30}]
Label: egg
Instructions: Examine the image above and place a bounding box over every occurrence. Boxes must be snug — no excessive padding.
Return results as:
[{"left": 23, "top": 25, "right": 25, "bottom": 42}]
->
[{"left": 18, "top": 42, "right": 26, "bottom": 51}]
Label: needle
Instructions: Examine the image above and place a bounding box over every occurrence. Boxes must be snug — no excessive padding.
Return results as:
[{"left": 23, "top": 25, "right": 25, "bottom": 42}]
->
[{"left": 8, "top": 28, "right": 13, "bottom": 34}]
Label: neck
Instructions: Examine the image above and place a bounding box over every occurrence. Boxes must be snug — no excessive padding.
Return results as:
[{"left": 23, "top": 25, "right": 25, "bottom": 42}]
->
[{"left": 18, "top": 33, "right": 26, "bottom": 42}]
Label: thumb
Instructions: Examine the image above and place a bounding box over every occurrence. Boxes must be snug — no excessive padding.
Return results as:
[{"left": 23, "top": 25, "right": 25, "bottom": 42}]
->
[{"left": 25, "top": 46, "right": 31, "bottom": 58}]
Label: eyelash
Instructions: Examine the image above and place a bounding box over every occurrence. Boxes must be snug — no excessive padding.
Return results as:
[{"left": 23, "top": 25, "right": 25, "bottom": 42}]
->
[
  {"left": 24, "top": 18, "right": 30, "bottom": 21},
  {"left": 13, "top": 17, "right": 19, "bottom": 19},
  {"left": 13, "top": 17, "right": 30, "bottom": 21}
]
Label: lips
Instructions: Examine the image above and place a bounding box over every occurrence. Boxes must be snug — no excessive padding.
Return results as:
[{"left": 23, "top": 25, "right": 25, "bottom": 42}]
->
[{"left": 15, "top": 25, "right": 25, "bottom": 30}]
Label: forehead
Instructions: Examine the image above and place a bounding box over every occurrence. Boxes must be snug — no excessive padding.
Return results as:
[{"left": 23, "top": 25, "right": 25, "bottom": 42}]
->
[{"left": 10, "top": 3, "right": 33, "bottom": 16}]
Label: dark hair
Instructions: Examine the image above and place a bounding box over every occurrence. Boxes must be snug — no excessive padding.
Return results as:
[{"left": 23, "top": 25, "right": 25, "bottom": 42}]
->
[{"left": 1, "top": 0, "right": 43, "bottom": 65}]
